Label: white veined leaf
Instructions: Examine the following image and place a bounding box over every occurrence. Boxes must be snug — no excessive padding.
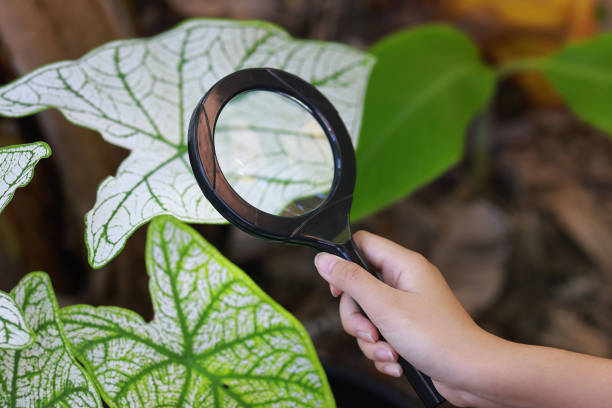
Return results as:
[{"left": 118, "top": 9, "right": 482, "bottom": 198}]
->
[
  {"left": 0, "top": 291, "right": 33, "bottom": 349},
  {"left": 0, "top": 19, "right": 374, "bottom": 268},
  {"left": 61, "top": 215, "right": 335, "bottom": 408},
  {"left": 0, "top": 273, "right": 102, "bottom": 407},
  {"left": 0, "top": 142, "right": 51, "bottom": 213},
  {"left": 215, "top": 90, "right": 335, "bottom": 215}
]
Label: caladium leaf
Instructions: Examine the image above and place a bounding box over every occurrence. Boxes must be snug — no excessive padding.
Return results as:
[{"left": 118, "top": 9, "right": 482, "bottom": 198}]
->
[
  {"left": 0, "top": 291, "right": 33, "bottom": 349},
  {"left": 215, "top": 90, "right": 335, "bottom": 215},
  {"left": 0, "top": 19, "right": 373, "bottom": 268},
  {"left": 61, "top": 216, "right": 334, "bottom": 408},
  {"left": 0, "top": 142, "right": 50, "bottom": 213},
  {"left": 0, "top": 272, "right": 102, "bottom": 407}
]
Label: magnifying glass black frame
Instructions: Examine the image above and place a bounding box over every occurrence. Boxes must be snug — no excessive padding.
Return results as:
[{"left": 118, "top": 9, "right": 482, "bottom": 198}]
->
[{"left": 188, "top": 67, "right": 445, "bottom": 408}]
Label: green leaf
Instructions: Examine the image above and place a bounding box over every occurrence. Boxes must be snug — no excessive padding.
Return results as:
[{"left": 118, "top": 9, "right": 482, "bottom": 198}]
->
[
  {"left": 61, "top": 216, "right": 334, "bottom": 408},
  {"left": 0, "top": 142, "right": 50, "bottom": 214},
  {"left": 352, "top": 25, "right": 494, "bottom": 220},
  {"left": 538, "top": 33, "right": 612, "bottom": 135},
  {"left": 0, "top": 291, "right": 33, "bottom": 349},
  {"left": 0, "top": 19, "right": 373, "bottom": 268},
  {"left": 0, "top": 272, "right": 102, "bottom": 407}
]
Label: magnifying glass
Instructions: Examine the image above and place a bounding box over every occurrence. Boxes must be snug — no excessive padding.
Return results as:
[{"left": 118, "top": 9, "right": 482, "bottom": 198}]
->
[{"left": 188, "top": 68, "right": 445, "bottom": 408}]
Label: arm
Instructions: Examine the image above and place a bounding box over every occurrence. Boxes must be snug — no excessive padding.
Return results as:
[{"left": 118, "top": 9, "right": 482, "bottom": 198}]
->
[{"left": 314, "top": 230, "right": 612, "bottom": 408}]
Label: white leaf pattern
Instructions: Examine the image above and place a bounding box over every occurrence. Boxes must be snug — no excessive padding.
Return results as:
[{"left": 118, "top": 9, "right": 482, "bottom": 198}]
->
[
  {"left": 0, "top": 20, "right": 373, "bottom": 267},
  {"left": 0, "top": 142, "right": 50, "bottom": 213},
  {"left": 0, "top": 291, "right": 33, "bottom": 349},
  {"left": 61, "top": 215, "right": 335, "bottom": 408},
  {"left": 0, "top": 273, "right": 102, "bottom": 408}
]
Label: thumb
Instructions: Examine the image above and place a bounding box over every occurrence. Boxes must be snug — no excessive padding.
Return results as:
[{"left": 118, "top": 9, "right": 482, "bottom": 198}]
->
[{"left": 314, "top": 252, "right": 396, "bottom": 316}]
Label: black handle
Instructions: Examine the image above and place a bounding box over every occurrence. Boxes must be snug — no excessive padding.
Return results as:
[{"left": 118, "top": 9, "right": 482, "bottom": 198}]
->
[{"left": 334, "top": 239, "right": 446, "bottom": 408}]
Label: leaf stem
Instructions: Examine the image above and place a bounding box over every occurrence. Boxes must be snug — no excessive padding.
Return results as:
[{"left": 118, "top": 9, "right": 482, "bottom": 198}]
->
[
  {"left": 496, "top": 57, "right": 546, "bottom": 79},
  {"left": 471, "top": 104, "right": 494, "bottom": 191}
]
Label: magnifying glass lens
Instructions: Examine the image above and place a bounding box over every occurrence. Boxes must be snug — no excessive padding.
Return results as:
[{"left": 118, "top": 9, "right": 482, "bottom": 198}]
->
[{"left": 214, "top": 90, "right": 334, "bottom": 217}]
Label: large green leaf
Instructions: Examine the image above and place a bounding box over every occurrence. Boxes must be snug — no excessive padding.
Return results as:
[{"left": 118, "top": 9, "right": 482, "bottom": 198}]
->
[
  {"left": 538, "top": 33, "right": 612, "bottom": 135},
  {"left": 0, "top": 142, "right": 50, "bottom": 213},
  {"left": 0, "top": 19, "right": 373, "bottom": 268},
  {"left": 0, "top": 291, "right": 33, "bottom": 349},
  {"left": 0, "top": 272, "right": 102, "bottom": 407},
  {"left": 352, "top": 25, "right": 494, "bottom": 220},
  {"left": 61, "top": 216, "right": 334, "bottom": 408}
]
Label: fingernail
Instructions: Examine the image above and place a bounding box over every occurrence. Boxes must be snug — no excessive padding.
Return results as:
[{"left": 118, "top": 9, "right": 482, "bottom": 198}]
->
[
  {"left": 357, "top": 330, "right": 375, "bottom": 343},
  {"left": 375, "top": 348, "right": 394, "bottom": 362},
  {"left": 383, "top": 364, "right": 401, "bottom": 377},
  {"left": 330, "top": 284, "right": 341, "bottom": 297},
  {"left": 314, "top": 253, "right": 339, "bottom": 278}
]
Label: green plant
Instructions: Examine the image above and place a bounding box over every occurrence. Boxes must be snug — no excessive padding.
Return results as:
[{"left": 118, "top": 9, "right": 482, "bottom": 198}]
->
[
  {"left": 352, "top": 25, "right": 495, "bottom": 220},
  {"left": 0, "top": 19, "right": 370, "bottom": 408},
  {"left": 62, "top": 216, "right": 332, "bottom": 407},
  {"left": 0, "top": 273, "right": 102, "bottom": 407},
  {"left": 0, "top": 290, "right": 33, "bottom": 349},
  {"left": 352, "top": 26, "right": 612, "bottom": 220},
  {"left": 0, "top": 19, "right": 373, "bottom": 269},
  {"left": 0, "top": 18, "right": 610, "bottom": 408},
  {"left": 0, "top": 142, "right": 50, "bottom": 213}
]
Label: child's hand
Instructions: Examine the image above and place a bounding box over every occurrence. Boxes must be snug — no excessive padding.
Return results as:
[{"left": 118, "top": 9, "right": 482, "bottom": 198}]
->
[
  {"left": 314, "top": 230, "right": 499, "bottom": 405},
  {"left": 314, "top": 231, "right": 612, "bottom": 408}
]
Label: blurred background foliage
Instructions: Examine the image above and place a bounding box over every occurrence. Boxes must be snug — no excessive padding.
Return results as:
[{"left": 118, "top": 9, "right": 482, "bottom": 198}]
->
[{"left": 1, "top": 0, "right": 612, "bottom": 401}]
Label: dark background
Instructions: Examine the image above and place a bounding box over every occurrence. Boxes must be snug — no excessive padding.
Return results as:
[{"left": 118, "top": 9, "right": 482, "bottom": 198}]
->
[{"left": 1, "top": 0, "right": 611, "bottom": 402}]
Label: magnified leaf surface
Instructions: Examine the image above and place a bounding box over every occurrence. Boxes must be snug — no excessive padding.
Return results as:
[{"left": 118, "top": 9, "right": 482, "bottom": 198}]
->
[
  {"left": 0, "top": 142, "right": 50, "bottom": 213},
  {"left": 0, "top": 19, "right": 373, "bottom": 268},
  {"left": 0, "top": 273, "right": 102, "bottom": 408},
  {"left": 215, "top": 90, "right": 334, "bottom": 216},
  {"left": 61, "top": 215, "right": 334, "bottom": 408},
  {"left": 0, "top": 291, "right": 33, "bottom": 349}
]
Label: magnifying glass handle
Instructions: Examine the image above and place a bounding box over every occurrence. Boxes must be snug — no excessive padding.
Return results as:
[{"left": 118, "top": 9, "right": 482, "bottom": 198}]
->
[{"left": 335, "top": 239, "right": 446, "bottom": 408}]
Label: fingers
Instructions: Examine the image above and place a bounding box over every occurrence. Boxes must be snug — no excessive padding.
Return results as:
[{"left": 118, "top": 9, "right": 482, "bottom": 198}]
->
[
  {"left": 315, "top": 252, "right": 395, "bottom": 315},
  {"left": 339, "top": 293, "right": 378, "bottom": 343},
  {"left": 356, "top": 338, "right": 398, "bottom": 362},
  {"left": 340, "top": 294, "right": 402, "bottom": 378},
  {"left": 375, "top": 361, "right": 403, "bottom": 377},
  {"left": 360, "top": 339, "right": 402, "bottom": 377},
  {"left": 353, "top": 230, "right": 435, "bottom": 291}
]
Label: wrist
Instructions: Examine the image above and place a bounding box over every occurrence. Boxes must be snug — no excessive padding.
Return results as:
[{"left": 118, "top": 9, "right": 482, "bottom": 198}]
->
[
  {"left": 456, "top": 335, "right": 538, "bottom": 408},
  {"left": 441, "top": 329, "right": 512, "bottom": 407}
]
